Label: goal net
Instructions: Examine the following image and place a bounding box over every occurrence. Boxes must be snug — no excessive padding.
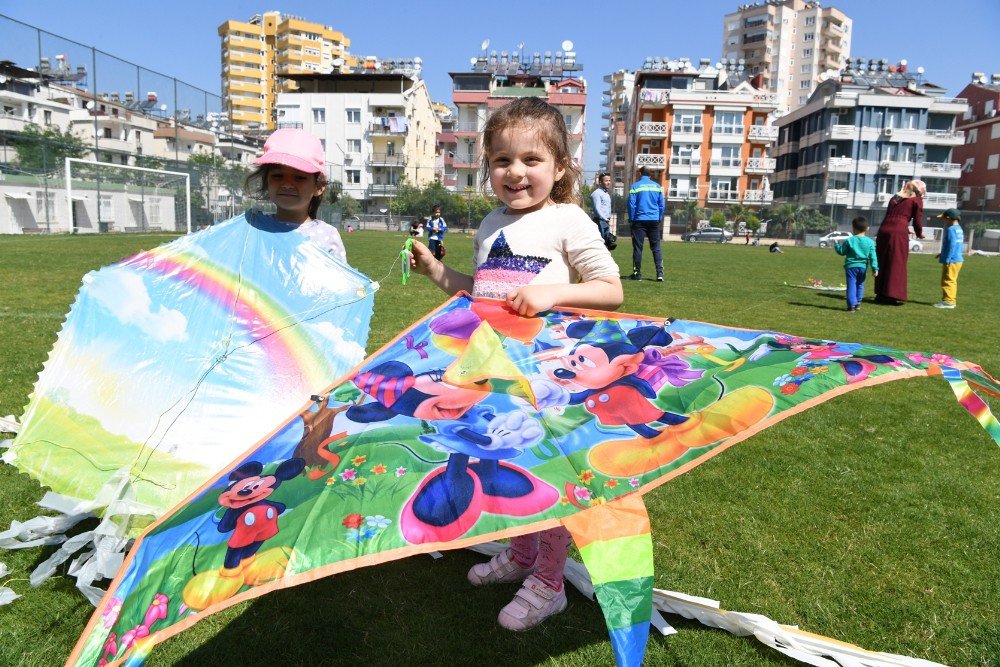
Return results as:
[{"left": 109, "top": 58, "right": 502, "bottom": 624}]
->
[{"left": 65, "top": 158, "right": 191, "bottom": 234}]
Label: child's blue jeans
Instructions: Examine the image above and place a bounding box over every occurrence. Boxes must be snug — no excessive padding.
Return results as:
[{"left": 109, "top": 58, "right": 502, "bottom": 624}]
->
[{"left": 845, "top": 266, "right": 867, "bottom": 308}]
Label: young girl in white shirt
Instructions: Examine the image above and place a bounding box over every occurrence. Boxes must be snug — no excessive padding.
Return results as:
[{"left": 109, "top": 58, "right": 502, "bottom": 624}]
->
[{"left": 408, "top": 97, "right": 623, "bottom": 631}]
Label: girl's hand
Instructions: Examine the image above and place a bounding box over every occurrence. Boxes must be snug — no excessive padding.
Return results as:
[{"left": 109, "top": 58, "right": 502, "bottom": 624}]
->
[
  {"left": 506, "top": 285, "right": 557, "bottom": 317},
  {"left": 408, "top": 239, "right": 440, "bottom": 277}
]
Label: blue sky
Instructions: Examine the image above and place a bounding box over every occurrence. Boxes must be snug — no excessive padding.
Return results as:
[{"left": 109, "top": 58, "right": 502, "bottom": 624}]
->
[{"left": 2, "top": 1, "right": 997, "bottom": 173}]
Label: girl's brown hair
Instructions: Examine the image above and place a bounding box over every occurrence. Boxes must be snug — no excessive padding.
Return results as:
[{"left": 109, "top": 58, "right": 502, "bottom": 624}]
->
[
  {"left": 479, "top": 97, "right": 581, "bottom": 205},
  {"left": 245, "top": 164, "right": 330, "bottom": 219}
]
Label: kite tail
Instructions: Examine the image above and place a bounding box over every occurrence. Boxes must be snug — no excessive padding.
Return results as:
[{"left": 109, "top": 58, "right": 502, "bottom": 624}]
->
[{"left": 938, "top": 366, "right": 1000, "bottom": 446}]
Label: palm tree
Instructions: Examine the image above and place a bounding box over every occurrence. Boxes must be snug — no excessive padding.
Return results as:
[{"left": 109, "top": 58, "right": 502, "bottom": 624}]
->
[
  {"left": 672, "top": 200, "right": 706, "bottom": 231},
  {"left": 768, "top": 203, "right": 807, "bottom": 238}
]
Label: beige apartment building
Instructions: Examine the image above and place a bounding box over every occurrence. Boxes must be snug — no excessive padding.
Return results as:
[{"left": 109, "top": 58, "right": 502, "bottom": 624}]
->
[
  {"left": 722, "top": 0, "right": 851, "bottom": 113},
  {"left": 219, "top": 11, "right": 353, "bottom": 133}
]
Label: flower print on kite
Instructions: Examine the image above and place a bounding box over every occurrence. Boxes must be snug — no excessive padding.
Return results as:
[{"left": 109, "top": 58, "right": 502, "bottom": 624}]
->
[{"left": 69, "top": 294, "right": 1000, "bottom": 667}]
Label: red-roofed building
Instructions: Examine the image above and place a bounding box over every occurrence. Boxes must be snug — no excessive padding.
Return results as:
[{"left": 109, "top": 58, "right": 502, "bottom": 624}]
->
[{"left": 954, "top": 73, "right": 1000, "bottom": 214}]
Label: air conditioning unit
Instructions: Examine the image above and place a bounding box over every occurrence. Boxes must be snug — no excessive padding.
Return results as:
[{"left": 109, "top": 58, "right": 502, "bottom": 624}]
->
[
  {"left": 877, "top": 193, "right": 891, "bottom": 202},
  {"left": 651, "top": 139, "right": 662, "bottom": 149},
  {"left": 883, "top": 127, "right": 894, "bottom": 137},
  {"left": 880, "top": 161, "right": 891, "bottom": 170}
]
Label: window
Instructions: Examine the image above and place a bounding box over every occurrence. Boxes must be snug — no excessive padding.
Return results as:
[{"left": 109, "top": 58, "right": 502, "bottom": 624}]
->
[
  {"left": 43, "top": 109, "right": 52, "bottom": 125},
  {"left": 673, "top": 112, "right": 702, "bottom": 133},
  {"left": 803, "top": 48, "right": 813, "bottom": 56},
  {"left": 986, "top": 100, "right": 995, "bottom": 115},
  {"left": 148, "top": 198, "right": 161, "bottom": 226},
  {"left": 346, "top": 108, "right": 361, "bottom": 123},
  {"left": 102, "top": 127, "right": 112, "bottom": 139},
  {"left": 992, "top": 123, "right": 1000, "bottom": 139},
  {"left": 962, "top": 157, "right": 975, "bottom": 172},
  {"left": 99, "top": 194, "right": 114, "bottom": 220},
  {"left": 347, "top": 139, "right": 362, "bottom": 153},
  {"left": 800, "top": 64, "right": 812, "bottom": 73},
  {"left": 34, "top": 191, "right": 55, "bottom": 220},
  {"left": 799, "top": 80, "right": 811, "bottom": 89},
  {"left": 312, "top": 108, "right": 326, "bottom": 123},
  {"left": 989, "top": 154, "right": 999, "bottom": 170},
  {"left": 986, "top": 184, "right": 996, "bottom": 200},
  {"left": 467, "top": 173, "right": 475, "bottom": 188},
  {"left": 346, "top": 169, "right": 361, "bottom": 184},
  {"left": 714, "top": 145, "right": 741, "bottom": 167},
  {"left": 967, "top": 128, "right": 978, "bottom": 143},
  {"left": 804, "top": 32, "right": 814, "bottom": 41},
  {"left": 805, "top": 16, "right": 815, "bottom": 25},
  {"left": 714, "top": 111, "right": 743, "bottom": 134},
  {"left": 799, "top": 96, "right": 808, "bottom": 104}
]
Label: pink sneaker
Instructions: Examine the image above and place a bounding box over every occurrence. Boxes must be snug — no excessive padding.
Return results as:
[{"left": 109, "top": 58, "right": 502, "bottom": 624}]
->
[
  {"left": 497, "top": 575, "right": 567, "bottom": 631},
  {"left": 467, "top": 548, "right": 534, "bottom": 586}
]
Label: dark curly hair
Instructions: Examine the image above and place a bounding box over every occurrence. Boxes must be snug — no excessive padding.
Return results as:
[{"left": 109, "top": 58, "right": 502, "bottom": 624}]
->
[
  {"left": 245, "top": 164, "right": 330, "bottom": 220},
  {"left": 479, "top": 97, "right": 581, "bottom": 205}
]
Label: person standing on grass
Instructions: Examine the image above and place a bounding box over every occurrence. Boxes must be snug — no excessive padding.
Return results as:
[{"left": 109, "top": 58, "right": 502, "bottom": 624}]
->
[
  {"left": 406, "top": 96, "right": 622, "bottom": 632},
  {"left": 426, "top": 205, "right": 447, "bottom": 260},
  {"left": 627, "top": 166, "right": 665, "bottom": 282},
  {"left": 245, "top": 128, "right": 346, "bottom": 262},
  {"left": 590, "top": 172, "right": 614, "bottom": 248},
  {"left": 933, "top": 208, "right": 964, "bottom": 309},
  {"left": 874, "top": 179, "right": 925, "bottom": 305},
  {"left": 835, "top": 216, "right": 879, "bottom": 312}
]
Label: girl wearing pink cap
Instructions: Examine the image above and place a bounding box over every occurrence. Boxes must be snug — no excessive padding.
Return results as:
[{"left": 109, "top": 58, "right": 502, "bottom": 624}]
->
[{"left": 245, "top": 128, "right": 346, "bottom": 261}]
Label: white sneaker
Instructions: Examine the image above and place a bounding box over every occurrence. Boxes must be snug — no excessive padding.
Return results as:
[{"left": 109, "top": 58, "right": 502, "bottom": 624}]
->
[
  {"left": 467, "top": 548, "right": 534, "bottom": 586},
  {"left": 497, "top": 574, "right": 568, "bottom": 631},
  {"left": 933, "top": 301, "right": 956, "bottom": 309}
]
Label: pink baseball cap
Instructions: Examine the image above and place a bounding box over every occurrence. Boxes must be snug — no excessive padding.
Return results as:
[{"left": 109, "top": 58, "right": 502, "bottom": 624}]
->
[{"left": 254, "top": 128, "right": 325, "bottom": 173}]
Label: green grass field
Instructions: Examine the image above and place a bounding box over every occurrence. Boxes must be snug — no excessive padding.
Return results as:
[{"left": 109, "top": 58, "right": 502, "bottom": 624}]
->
[{"left": 1, "top": 230, "right": 997, "bottom": 666}]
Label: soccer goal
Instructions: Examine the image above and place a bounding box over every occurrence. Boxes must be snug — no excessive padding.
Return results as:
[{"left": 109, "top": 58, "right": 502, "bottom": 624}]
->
[{"left": 65, "top": 158, "right": 191, "bottom": 234}]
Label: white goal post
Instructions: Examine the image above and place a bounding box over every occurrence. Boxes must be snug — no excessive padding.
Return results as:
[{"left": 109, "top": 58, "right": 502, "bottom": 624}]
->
[{"left": 65, "top": 158, "right": 192, "bottom": 234}]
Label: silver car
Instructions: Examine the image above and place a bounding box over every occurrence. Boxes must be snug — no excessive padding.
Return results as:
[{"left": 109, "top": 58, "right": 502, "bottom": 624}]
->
[{"left": 683, "top": 227, "right": 733, "bottom": 243}]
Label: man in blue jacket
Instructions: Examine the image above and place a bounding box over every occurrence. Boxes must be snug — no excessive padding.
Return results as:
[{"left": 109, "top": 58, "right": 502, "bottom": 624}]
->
[{"left": 627, "top": 166, "right": 665, "bottom": 281}]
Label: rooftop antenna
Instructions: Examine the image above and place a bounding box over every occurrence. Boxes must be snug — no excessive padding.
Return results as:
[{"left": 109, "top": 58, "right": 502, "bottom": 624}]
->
[
  {"left": 561, "top": 39, "right": 574, "bottom": 52},
  {"left": 518, "top": 41, "right": 525, "bottom": 69},
  {"left": 481, "top": 38, "right": 490, "bottom": 54}
]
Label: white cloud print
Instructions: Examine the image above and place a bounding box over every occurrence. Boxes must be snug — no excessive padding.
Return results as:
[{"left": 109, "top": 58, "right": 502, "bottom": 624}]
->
[
  {"left": 90, "top": 270, "right": 189, "bottom": 342},
  {"left": 306, "top": 321, "right": 365, "bottom": 368}
]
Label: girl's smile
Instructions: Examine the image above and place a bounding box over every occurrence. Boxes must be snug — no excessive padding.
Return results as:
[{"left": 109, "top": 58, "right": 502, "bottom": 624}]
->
[{"left": 266, "top": 166, "right": 325, "bottom": 223}]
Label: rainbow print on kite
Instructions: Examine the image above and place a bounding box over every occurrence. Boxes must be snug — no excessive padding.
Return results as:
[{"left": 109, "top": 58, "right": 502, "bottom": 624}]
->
[{"left": 67, "top": 294, "right": 999, "bottom": 666}]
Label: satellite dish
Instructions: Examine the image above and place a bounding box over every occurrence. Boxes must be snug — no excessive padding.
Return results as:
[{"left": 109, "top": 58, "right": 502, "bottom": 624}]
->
[
  {"left": 481, "top": 39, "right": 490, "bottom": 51},
  {"left": 470, "top": 57, "right": 478, "bottom": 65},
  {"left": 332, "top": 57, "right": 344, "bottom": 67},
  {"left": 561, "top": 40, "right": 573, "bottom": 52},
  {"left": 414, "top": 56, "right": 422, "bottom": 64},
  {"left": 518, "top": 42, "right": 524, "bottom": 50}
]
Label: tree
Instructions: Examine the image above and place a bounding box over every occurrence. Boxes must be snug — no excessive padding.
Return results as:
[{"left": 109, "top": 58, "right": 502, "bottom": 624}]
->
[
  {"left": 794, "top": 208, "right": 834, "bottom": 235},
  {"left": 725, "top": 203, "right": 754, "bottom": 225},
  {"left": 746, "top": 214, "right": 761, "bottom": 235},
  {"left": 709, "top": 210, "right": 726, "bottom": 227},
  {"left": 672, "top": 200, "right": 706, "bottom": 230},
  {"left": 767, "top": 203, "right": 807, "bottom": 238},
  {"left": 12, "top": 123, "right": 87, "bottom": 174}
]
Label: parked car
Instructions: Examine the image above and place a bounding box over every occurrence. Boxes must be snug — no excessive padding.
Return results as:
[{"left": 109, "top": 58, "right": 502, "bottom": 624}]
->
[
  {"left": 818, "top": 231, "right": 852, "bottom": 248},
  {"left": 683, "top": 227, "right": 733, "bottom": 243},
  {"left": 909, "top": 235, "right": 924, "bottom": 252}
]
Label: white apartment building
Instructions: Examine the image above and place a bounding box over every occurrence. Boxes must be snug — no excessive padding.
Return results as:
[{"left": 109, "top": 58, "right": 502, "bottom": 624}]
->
[
  {"left": 601, "top": 70, "right": 635, "bottom": 196},
  {"left": 722, "top": 0, "right": 851, "bottom": 113},
  {"left": 773, "top": 62, "right": 966, "bottom": 223},
  {"left": 276, "top": 70, "right": 440, "bottom": 210}
]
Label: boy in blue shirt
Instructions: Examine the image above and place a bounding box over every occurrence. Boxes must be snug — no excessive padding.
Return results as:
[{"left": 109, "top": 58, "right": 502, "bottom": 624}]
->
[
  {"left": 934, "top": 208, "right": 964, "bottom": 309},
  {"left": 835, "top": 216, "right": 879, "bottom": 312}
]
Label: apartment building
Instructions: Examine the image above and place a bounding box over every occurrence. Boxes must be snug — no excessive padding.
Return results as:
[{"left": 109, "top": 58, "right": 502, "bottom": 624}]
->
[
  {"left": 772, "top": 61, "right": 966, "bottom": 224},
  {"left": 434, "top": 103, "right": 459, "bottom": 190},
  {"left": 624, "top": 58, "right": 779, "bottom": 220},
  {"left": 450, "top": 46, "right": 587, "bottom": 192},
  {"left": 219, "top": 12, "right": 353, "bottom": 133},
  {"left": 954, "top": 72, "right": 1000, "bottom": 214},
  {"left": 276, "top": 65, "right": 440, "bottom": 211},
  {"left": 722, "top": 0, "right": 851, "bottom": 113},
  {"left": 601, "top": 70, "right": 635, "bottom": 196}
]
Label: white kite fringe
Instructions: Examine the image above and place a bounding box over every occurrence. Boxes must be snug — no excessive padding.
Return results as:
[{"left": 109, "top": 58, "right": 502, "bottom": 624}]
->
[
  {"left": 466, "top": 542, "right": 944, "bottom": 667},
  {"left": 0, "top": 468, "right": 157, "bottom": 605}
]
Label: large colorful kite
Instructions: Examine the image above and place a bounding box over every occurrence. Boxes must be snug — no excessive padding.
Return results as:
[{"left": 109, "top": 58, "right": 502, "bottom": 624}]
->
[
  {"left": 66, "top": 294, "right": 999, "bottom": 666},
  {"left": 1, "top": 212, "right": 377, "bottom": 598}
]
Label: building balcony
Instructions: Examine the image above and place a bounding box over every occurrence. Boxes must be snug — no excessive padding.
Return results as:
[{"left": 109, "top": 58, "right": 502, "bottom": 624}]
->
[
  {"left": 922, "top": 192, "right": 958, "bottom": 208},
  {"left": 668, "top": 158, "right": 701, "bottom": 173},
  {"left": 667, "top": 188, "right": 698, "bottom": 201},
  {"left": 748, "top": 125, "right": 778, "bottom": 142},
  {"left": 924, "top": 129, "right": 965, "bottom": 146},
  {"left": 90, "top": 137, "right": 133, "bottom": 153},
  {"left": 708, "top": 159, "right": 741, "bottom": 176},
  {"left": 452, "top": 154, "right": 480, "bottom": 169},
  {"left": 928, "top": 97, "right": 967, "bottom": 113},
  {"left": 827, "top": 124, "right": 880, "bottom": 141},
  {"left": 637, "top": 121, "right": 668, "bottom": 138},
  {"left": 743, "top": 189, "right": 774, "bottom": 204},
  {"left": 672, "top": 125, "right": 704, "bottom": 143},
  {"left": 453, "top": 121, "right": 480, "bottom": 134},
  {"left": 225, "top": 80, "right": 264, "bottom": 95},
  {"left": 369, "top": 119, "right": 408, "bottom": 135},
  {"left": 711, "top": 126, "right": 745, "bottom": 143},
  {"left": 369, "top": 153, "right": 406, "bottom": 167},
  {"left": 636, "top": 153, "right": 666, "bottom": 169},
  {"left": 920, "top": 162, "right": 961, "bottom": 178},
  {"left": 367, "top": 184, "right": 400, "bottom": 198},
  {"left": 277, "top": 121, "right": 304, "bottom": 129},
  {"left": 823, "top": 54, "right": 842, "bottom": 70},
  {"left": 745, "top": 157, "right": 776, "bottom": 173},
  {"left": 708, "top": 190, "right": 740, "bottom": 203}
]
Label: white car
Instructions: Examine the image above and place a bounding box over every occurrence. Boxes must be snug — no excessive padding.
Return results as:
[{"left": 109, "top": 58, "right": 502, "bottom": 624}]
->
[{"left": 818, "top": 231, "right": 851, "bottom": 248}]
